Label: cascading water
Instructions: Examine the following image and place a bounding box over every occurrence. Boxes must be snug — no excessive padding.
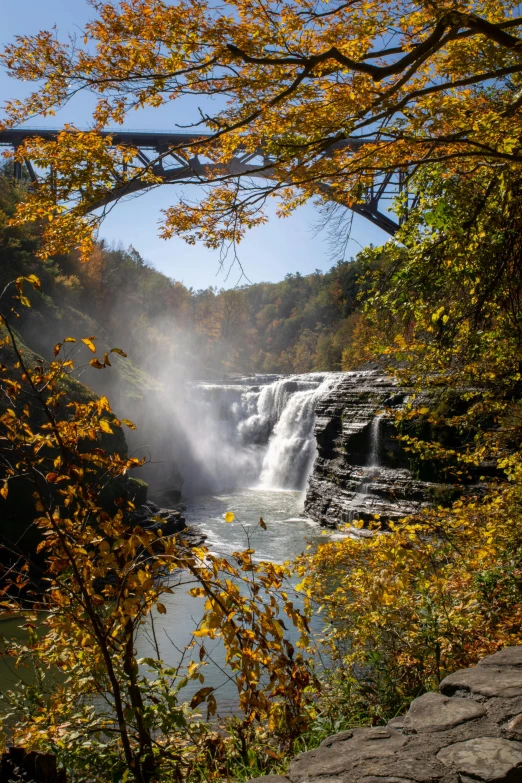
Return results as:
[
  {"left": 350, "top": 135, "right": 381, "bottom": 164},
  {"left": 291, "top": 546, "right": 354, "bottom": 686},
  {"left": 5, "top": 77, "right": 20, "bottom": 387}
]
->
[
  {"left": 368, "top": 414, "right": 383, "bottom": 467},
  {"left": 176, "top": 373, "right": 342, "bottom": 494},
  {"left": 259, "top": 382, "right": 333, "bottom": 489}
]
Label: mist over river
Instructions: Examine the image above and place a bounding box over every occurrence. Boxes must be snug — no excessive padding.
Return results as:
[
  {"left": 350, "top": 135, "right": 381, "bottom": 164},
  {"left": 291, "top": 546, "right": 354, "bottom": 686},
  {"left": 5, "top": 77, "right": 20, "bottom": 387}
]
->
[
  {"left": 175, "top": 372, "right": 342, "bottom": 494},
  {"left": 135, "top": 373, "right": 347, "bottom": 711}
]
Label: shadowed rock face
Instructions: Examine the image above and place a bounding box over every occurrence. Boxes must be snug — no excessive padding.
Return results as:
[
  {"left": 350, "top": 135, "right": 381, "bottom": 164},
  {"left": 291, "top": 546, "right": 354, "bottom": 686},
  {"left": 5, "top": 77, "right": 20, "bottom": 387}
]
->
[
  {"left": 304, "top": 371, "right": 483, "bottom": 527},
  {"left": 247, "top": 646, "right": 522, "bottom": 783}
]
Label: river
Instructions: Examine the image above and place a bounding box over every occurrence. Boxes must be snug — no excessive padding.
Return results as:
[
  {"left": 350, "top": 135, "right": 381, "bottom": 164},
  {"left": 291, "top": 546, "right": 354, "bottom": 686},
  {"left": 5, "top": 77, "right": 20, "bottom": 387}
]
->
[
  {"left": 141, "top": 373, "right": 346, "bottom": 712},
  {"left": 137, "top": 488, "right": 329, "bottom": 713},
  {"left": 0, "top": 373, "right": 346, "bottom": 713}
]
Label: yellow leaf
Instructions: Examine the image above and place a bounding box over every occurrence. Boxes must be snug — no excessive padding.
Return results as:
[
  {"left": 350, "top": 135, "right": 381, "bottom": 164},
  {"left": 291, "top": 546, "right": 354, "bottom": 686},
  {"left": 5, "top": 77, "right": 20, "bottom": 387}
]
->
[
  {"left": 82, "top": 337, "right": 97, "bottom": 353},
  {"left": 26, "top": 274, "right": 41, "bottom": 289},
  {"left": 224, "top": 512, "right": 235, "bottom": 523},
  {"left": 99, "top": 420, "right": 113, "bottom": 434}
]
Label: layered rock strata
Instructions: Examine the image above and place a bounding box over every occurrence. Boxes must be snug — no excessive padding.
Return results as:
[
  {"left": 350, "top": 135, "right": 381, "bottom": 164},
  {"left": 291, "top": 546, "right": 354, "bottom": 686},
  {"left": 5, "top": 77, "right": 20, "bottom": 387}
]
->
[
  {"left": 305, "top": 371, "right": 476, "bottom": 527},
  {"left": 249, "top": 646, "right": 522, "bottom": 783}
]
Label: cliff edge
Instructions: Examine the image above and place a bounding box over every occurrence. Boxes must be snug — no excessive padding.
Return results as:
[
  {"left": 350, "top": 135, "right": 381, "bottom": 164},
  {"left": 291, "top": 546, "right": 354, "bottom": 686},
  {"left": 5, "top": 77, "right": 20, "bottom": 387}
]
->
[{"left": 249, "top": 646, "right": 522, "bottom": 783}]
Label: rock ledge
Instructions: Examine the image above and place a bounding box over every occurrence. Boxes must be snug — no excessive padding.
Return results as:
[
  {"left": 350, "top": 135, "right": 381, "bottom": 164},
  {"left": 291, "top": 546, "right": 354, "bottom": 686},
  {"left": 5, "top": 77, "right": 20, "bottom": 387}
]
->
[{"left": 248, "top": 646, "right": 522, "bottom": 783}]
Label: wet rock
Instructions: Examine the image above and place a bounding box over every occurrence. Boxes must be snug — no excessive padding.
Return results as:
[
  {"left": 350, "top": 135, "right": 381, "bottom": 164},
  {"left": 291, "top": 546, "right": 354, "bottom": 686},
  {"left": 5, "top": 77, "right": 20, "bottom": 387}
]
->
[
  {"left": 127, "top": 501, "right": 206, "bottom": 547},
  {"left": 437, "top": 737, "right": 522, "bottom": 781},
  {"left": 304, "top": 371, "right": 483, "bottom": 527},
  {"left": 129, "top": 500, "right": 186, "bottom": 536},
  {"left": 151, "top": 485, "right": 185, "bottom": 509},
  {"left": 403, "top": 692, "right": 486, "bottom": 733}
]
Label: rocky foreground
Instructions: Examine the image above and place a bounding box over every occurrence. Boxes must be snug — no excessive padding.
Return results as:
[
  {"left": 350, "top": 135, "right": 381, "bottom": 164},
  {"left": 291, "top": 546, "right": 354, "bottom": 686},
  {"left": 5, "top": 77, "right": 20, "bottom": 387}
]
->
[
  {"left": 251, "top": 647, "right": 522, "bottom": 783},
  {"left": 4, "top": 647, "right": 522, "bottom": 781}
]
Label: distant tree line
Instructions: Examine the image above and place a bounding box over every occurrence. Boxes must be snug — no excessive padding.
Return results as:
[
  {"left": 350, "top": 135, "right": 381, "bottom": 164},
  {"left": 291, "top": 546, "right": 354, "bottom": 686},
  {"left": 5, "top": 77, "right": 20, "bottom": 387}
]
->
[{"left": 0, "top": 169, "right": 377, "bottom": 380}]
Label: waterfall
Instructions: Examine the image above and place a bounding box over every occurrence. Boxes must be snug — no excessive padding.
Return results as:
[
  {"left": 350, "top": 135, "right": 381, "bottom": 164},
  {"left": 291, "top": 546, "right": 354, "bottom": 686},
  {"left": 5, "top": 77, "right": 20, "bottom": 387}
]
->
[
  {"left": 368, "top": 414, "right": 383, "bottom": 467},
  {"left": 259, "top": 375, "right": 340, "bottom": 490},
  {"left": 176, "top": 373, "right": 342, "bottom": 494}
]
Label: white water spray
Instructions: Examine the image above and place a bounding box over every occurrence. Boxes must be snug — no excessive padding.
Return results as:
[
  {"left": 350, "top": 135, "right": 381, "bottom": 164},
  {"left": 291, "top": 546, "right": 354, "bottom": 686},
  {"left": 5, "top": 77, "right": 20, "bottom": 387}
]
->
[
  {"left": 177, "top": 373, "right": 342, "bottom": 494},
  {"left": 259, "top": 375, "right": 341, "bottom": 490}
]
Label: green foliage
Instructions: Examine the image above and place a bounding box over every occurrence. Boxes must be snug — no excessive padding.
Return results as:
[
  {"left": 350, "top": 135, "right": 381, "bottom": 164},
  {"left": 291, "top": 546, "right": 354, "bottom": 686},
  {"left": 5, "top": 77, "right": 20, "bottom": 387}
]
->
[{"left": 295, "top": 160, "right": 522, "bottom": 735}]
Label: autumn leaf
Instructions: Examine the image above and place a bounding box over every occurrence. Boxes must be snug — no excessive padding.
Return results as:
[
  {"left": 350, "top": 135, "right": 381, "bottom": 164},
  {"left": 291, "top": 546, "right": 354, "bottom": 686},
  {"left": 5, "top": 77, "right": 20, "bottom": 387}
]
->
[
  {"left": 26, "top": 274, "right": 41, "bottom": 289},
  {"left": 82, "top": 337, "right": 97, "bottom": 353},
  {"left": 190, "top": 687, "right": 214, "bottom": 709},
  {"left": 224, "top": 512, "right": 235, "bottom": 523}
]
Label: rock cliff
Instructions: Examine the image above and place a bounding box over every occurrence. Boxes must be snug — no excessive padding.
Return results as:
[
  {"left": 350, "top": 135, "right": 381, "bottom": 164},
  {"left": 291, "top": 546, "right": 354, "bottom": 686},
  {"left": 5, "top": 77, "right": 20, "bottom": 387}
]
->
[
  {"left": 305, "top": 371, "right": 480, "bottom": 527},
  {"left": 248, "top": 646, "right": 522, "bottom": 783}
]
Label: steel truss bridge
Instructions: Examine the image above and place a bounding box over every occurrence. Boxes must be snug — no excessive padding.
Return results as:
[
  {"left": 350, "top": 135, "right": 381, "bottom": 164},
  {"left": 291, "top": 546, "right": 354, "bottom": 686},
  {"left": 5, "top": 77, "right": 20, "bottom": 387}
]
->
[{"left": 0, "top": 127, "right": 407, "bottom": 236}]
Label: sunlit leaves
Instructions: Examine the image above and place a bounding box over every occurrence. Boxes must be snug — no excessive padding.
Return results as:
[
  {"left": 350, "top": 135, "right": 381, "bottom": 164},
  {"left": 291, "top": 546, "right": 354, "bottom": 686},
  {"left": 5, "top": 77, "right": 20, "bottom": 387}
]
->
[
  {"left": 0, "top": 291, "right": 314, "bottom": 780},
  {"left": 298, "top": 468, "right": 522, "bottom": 707},
  {"left": 3, "top": 0, "right": 522, "bottom": 256},
  {"left": 81, "top": 337, "right": 97, "bottom": 352}
]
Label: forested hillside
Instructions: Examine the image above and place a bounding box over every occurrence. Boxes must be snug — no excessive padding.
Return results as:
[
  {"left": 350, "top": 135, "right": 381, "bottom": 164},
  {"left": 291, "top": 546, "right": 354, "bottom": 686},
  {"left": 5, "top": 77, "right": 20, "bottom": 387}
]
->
[
  {"left": 4, "top": 0, "right": 522, "bottom": 779},
  {"left": 0, "top": 169, "right": 373, "bottom": 381}
]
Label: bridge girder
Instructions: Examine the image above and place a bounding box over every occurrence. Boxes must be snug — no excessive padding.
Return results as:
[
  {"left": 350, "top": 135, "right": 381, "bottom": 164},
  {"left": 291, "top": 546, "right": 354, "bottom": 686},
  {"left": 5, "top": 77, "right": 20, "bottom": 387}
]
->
[{"left": 0, "top": 128, "right": 406, "bottom": 236}]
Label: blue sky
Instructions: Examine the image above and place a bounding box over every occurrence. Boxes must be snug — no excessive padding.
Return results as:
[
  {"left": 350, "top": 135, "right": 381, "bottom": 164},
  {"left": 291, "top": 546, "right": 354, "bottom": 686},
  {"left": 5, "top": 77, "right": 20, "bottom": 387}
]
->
[{"left": 0, "top": 0, "right": 389, "bottom": 289}]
